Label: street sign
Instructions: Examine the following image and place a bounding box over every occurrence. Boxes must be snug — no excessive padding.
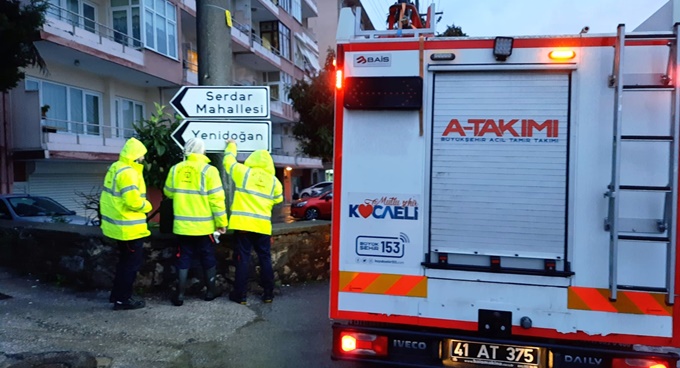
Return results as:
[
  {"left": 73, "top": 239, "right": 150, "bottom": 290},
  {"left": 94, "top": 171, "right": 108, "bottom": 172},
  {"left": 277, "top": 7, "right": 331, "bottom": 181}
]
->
[
  {"left": 170, "top": 86, "right": 270, "bottom": 120},
  {"left": 171, "top": 120, "right": 272, "bottom": 153}
]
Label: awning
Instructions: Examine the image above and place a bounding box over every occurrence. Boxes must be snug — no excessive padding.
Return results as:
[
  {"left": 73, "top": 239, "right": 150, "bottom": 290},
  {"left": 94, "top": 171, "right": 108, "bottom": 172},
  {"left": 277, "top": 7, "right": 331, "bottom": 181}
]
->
[{"left": 300, "top": 47, "right": 321, "bottom": 72}]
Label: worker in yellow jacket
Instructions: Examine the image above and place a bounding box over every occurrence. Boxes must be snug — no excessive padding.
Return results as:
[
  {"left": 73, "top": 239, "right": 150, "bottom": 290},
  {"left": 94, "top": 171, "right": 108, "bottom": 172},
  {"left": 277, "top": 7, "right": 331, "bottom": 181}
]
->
[
  {"left": 100, "top": 137, "right": 152, "bottom": 311},
  {"left": 223, "top": 139, "right": 283, "bottom": 304},
  {"left": 164, "top": 138, "right": 227, "bottom": 306}
]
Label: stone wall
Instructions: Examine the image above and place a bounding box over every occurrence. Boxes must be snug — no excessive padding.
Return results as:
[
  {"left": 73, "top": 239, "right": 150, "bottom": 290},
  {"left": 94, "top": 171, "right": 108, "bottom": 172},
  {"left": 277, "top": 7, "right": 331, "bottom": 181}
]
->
[{"left": 0, "top": 221, "right": 331, "bottom": 296}]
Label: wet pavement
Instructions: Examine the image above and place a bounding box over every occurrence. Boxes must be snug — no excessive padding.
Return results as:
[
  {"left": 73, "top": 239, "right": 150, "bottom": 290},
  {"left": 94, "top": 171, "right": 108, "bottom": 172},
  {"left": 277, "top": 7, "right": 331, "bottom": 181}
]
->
[{"left": 0, "top": 268, "right": 359, "bottom": 368}]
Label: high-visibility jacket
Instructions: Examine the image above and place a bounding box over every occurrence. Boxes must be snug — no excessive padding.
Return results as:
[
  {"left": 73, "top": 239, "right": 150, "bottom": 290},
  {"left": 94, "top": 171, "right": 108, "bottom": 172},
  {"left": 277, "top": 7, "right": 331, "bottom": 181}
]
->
[
  {"left": 223, "top": 143, "right": 283, "bottom": 235},
  {"left": 100, "top": 137, "right": 152, "bottom": 241},
  {"left": 163, "top": 153, "right": 227, "bottom": 235}
]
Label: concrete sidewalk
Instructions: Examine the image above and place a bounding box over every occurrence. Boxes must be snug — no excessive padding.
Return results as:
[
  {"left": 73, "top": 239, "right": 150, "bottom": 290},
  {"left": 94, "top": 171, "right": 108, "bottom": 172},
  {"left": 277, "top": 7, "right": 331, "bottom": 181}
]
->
[{"left": 0, "top": 268, "right": 257, "bottom": 368}]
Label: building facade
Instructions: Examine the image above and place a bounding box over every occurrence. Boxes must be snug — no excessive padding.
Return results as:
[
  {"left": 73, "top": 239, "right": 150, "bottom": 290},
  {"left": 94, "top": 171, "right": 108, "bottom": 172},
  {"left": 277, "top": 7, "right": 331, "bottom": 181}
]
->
[{"left": 0, "top": 0, "right": 322, "bottom": 219}]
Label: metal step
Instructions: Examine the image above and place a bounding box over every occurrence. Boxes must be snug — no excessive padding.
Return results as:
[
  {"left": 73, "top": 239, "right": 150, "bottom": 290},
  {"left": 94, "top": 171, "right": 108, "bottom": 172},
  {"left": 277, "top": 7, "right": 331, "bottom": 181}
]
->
[
  {"left": 618, "top": 185, "right": 671, "bottom": 192},
  {"left": 624, "top": 32, "right": 675, "bottom": 40},
  {"left": 621, "top": 135, "right": 673, "bottom": 142},
  {"left": 617, "top": 285, "right": 668, "bottom": 293},
  {"left": 618, "top": 234, "right": 670, "bottom": 242},
  {"left": 623, "top": 85, "right": 674, "bottom": 91}
]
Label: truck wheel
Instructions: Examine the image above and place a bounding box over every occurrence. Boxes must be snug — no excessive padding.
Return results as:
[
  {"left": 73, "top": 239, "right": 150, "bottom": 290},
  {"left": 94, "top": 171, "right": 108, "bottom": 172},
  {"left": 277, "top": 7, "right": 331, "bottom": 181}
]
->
[{"left": 305, "top": 208, "right": 319, "bottom": 220}]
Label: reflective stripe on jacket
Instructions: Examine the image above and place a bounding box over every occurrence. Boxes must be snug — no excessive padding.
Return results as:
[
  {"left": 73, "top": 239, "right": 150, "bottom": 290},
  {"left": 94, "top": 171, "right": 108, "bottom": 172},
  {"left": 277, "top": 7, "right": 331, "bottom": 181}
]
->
[
  {"left": 163, "top": 153, "right": 227, "bottom": 235},
  {"left": 100, "top": 137, "right": 152, "bottom": 241},
  {"left": 223, "top": 143, "right": 283, "bottom": 235}
]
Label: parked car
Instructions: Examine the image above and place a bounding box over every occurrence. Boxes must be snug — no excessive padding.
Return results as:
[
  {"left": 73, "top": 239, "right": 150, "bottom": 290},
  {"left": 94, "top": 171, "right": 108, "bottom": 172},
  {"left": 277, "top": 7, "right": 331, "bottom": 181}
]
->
[
  {"left": 290, "top": 189, "right": 333, "bottom": 220},
  {"left": 298, "top": 181, "right": 333, "bottom": 198},
  {"left": 0, "top": 194, "right": 94, "bottom": 225}
]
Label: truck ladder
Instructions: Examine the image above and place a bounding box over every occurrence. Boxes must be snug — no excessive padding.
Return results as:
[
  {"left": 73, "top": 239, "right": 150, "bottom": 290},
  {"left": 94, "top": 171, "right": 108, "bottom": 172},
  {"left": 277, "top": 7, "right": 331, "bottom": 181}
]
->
[{"left": 606, "top": 24, "right": 680, "bottom": 305}]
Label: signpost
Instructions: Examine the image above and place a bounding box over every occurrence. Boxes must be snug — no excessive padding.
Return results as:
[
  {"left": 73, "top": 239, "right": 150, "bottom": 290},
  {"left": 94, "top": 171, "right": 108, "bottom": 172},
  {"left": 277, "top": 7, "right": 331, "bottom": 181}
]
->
[
  {"left": 170, "top": 86, "right": 270, "bottom": 120},
  {"left": 171, "top": 120, "right": 271, "bottom": 153},
  {"left": 169, "top": 86, "right": 272, "bottom": 153}
]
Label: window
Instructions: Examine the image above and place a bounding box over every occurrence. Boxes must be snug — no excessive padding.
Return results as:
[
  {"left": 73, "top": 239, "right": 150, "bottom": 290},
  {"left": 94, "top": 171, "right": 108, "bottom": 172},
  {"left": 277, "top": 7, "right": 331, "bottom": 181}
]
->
[
  {"left": 263, "top": 72, "right": 293, "bottom": 103},
  {"left": 144, "top": 0, "right": 177, "bottom": 58},
  {"left": 264, "top": 72, "right": 280, "bottom": 101},
  {"left": 0, "top": 200, "right": 11, "bottom": 220},
  {"left": 260, "top": 21, "right": 291, "bottom": 60},
  {"left": 28, "top": 78, "right": 102, "bottom": 135},
  {"left": 111, "top": 0, "right": 142, "bottom": 47},
  {"left": 291, "top": 0, "right": 301, "bottom": 22},
  {"left": 185, "top": 47, "right": 198, "bottom": 73},
  {"left": 49, "top": 0, "right": 97, "bottom": 33},
  {"left": 115, "top": 98, "right": 145, "bottom": 138},
  {"left": 279, "top": 0, "right": 291, "bottom": 13}
]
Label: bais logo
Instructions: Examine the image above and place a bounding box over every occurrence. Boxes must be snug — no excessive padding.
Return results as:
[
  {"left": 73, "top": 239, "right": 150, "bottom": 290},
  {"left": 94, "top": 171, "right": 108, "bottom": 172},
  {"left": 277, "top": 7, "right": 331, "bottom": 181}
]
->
[
  {"left": 354, "top": 54, "right": 391, "bottom": 67},
  {"left": 349, "top": 196, "right": 418, "bottom": 220}
]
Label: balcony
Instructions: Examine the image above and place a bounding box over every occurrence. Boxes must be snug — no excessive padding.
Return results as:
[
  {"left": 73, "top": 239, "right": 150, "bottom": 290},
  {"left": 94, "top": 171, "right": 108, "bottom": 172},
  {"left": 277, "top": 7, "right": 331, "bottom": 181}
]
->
[
  {"left": 12, "top": 88, "right": 127, "bottom": 160},
  {"left": 254, "top": 0, "right": 280, "bottom": 18},
  {"left": 302, "top": 0, "right": 318, "bottom": 19},
  {"left": 40, "top": 4, "right": 181, "bottom": 88},
  {"left": 231, "top": 18, "right": 284, "bottom": 72},
  {"left": 39, "top": 118, "right": 129, "bottom": 160},
  {"left": 270, "top": 100, "right": 297, "bottom": 123},
  {"left": 43, "top": 4, "right": 144, "bottom": 64}
]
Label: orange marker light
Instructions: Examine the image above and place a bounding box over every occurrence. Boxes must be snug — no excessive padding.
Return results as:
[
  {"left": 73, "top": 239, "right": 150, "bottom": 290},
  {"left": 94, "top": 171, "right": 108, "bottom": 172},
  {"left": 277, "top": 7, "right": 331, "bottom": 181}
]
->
[
  {"left": 336, "top": 70, "right": 343, "bottom": 89},
  {"left": 549, "top": 50, "right": 576, "bottom": 60}
]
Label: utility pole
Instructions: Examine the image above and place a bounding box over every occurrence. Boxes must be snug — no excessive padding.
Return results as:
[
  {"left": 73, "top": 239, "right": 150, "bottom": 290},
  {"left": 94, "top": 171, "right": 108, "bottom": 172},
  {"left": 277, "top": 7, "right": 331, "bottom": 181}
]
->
[{"left": 196, "top": 0, "right": 233, "bottom": 213}]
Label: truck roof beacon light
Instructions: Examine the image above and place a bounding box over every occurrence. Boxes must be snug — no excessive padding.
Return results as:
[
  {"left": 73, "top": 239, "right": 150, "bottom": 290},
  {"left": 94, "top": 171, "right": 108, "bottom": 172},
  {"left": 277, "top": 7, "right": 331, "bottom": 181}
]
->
[{"left": 493, "top": 37, "right": 514, "bottom": 61}]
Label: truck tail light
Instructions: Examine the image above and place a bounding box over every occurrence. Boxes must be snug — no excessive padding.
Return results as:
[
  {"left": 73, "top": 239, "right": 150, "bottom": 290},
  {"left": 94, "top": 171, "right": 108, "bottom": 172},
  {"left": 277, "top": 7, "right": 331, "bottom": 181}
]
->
[
  {"left": 338, "top": 332, "right": 388, "bottom": 356},
  {"left": 336, "top": 70, "right": 343, "bottom": 90},
  {"left": 548, "top": 49, "right": 576, "bottom": 60},
  {"left": 612, "top": 358, "right": 669, "bottom": 368}
]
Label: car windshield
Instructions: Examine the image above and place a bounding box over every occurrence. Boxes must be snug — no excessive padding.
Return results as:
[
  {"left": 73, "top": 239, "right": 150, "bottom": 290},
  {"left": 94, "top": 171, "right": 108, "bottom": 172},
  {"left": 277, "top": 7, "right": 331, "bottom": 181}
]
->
[
  {"left": 8, "top": 197, "right": 72, "bottom": 217},
  {"left": 313, "top": 188, "right": 332, "bottom": 198}
]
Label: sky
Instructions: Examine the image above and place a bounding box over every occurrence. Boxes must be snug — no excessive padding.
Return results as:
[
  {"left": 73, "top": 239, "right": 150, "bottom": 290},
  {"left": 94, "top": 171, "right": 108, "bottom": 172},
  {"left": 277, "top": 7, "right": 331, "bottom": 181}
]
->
[{"left": 360, "top": 0, "right": 669, "bottom": 37}]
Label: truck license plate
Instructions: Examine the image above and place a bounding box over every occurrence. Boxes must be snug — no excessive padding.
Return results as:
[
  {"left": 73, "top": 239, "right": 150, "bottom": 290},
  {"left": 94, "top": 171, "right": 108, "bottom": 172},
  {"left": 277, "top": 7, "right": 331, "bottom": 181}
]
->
[{"left": 445, "top": 339, "right": 541, "bottom": 368}]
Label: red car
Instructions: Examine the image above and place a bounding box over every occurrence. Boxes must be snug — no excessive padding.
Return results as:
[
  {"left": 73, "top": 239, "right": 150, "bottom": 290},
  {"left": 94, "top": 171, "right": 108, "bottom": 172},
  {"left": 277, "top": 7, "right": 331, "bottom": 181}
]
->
[{"left": 290, "top": 190, "right": 333, "bottom": 220}]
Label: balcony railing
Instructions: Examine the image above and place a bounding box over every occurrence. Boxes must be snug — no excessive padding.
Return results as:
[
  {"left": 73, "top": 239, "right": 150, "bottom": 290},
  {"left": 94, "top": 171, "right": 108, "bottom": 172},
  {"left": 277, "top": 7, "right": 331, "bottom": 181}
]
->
[
  {"left": 41, "top": 118, "right": 136, "bottom": 143},
  {"left": 46, "top": 4, "right": 144, "bottom": 50},
  {"left": 232, "top": 17, "right": 294, "bottom": 64}
]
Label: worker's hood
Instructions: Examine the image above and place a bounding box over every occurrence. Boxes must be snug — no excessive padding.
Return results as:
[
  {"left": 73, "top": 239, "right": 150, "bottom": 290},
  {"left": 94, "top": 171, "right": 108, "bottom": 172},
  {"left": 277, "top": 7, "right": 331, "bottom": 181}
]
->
[
  {"left": 244, "top": 150, "right": 276, "bottom": 175},
  {"left": 119, "top": 137, "right": 147, "bottom": 163}
]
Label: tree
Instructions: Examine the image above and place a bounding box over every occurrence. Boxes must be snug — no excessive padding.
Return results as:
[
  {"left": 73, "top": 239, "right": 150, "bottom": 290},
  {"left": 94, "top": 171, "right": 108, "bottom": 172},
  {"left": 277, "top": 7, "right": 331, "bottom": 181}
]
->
[
  {"left": 437, "top": 23, "right": 467, "bottom": 37},
  {"left": 0, "top": 0, "right": 49, "bottom": 92},
  {"left": 287, "top": 48, "right": 336, "bottom": 164},
  {"left": 133, "top": 103, "right": 184, "bottom": 190}
]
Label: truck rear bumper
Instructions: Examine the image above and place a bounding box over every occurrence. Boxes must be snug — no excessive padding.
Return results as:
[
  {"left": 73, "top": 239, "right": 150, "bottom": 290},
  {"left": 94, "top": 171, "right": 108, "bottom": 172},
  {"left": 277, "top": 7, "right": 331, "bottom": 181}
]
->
[{"left": 331, "top": 323, "right": 679, "bottom": 368}]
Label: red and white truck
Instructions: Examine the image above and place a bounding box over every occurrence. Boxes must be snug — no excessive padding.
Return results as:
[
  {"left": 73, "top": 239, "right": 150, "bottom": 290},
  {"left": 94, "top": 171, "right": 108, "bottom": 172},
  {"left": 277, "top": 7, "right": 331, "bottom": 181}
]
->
[{"left": 330, "top": 2, "right": 680, "bottom": 367}]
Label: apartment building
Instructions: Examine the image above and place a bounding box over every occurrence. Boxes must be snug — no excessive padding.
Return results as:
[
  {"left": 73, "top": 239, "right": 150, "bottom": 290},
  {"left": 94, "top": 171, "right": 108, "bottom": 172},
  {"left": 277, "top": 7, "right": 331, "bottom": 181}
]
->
[
  {"left": 1, "top": 0, "right": 321, "bottom": 218},
  {"left": 310, "top": 0, "right": 372, "bottom": 57}
]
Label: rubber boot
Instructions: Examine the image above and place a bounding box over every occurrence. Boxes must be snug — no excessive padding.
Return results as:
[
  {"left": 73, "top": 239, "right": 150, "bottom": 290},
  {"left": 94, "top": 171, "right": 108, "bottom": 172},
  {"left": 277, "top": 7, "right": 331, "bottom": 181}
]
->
[
  {"left": 204, "top": 267, "right": 221, "bottom": 301},
  {"left": 171, "top": 269, "right": 188, "bottom": 306}
]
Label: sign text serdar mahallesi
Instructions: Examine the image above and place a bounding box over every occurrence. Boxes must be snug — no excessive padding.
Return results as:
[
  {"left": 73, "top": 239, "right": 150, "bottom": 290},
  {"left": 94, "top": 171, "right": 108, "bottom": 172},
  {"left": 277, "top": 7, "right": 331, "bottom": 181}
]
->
[{"left": 195, "top": 91, "right": 265, "bottom": 115}]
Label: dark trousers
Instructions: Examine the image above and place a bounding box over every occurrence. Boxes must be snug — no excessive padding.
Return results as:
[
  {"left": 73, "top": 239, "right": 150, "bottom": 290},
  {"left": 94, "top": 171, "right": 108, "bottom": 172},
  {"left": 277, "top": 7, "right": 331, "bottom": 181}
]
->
[
  {"left": 233, "top": 231, "right": 274, "bottom": 296},
  {"left": 176, "top": 234, "right": 216, "bottom": 270},
  {"left": 110, "top": 239, "right": 144, "bottom": 303}
]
